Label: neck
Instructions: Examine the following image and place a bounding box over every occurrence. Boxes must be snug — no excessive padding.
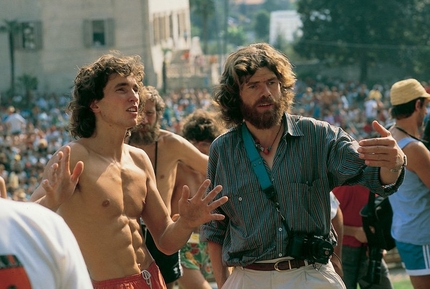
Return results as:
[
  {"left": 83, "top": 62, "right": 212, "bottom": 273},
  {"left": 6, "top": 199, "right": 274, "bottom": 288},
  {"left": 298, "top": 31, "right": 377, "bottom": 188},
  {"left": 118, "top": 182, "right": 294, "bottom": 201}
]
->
[
  {"left": 394, "top": 121, "right": 420, "bottom": 139},
  {"left": 251, "top": 123, "right": 283, "bottom": 155}
]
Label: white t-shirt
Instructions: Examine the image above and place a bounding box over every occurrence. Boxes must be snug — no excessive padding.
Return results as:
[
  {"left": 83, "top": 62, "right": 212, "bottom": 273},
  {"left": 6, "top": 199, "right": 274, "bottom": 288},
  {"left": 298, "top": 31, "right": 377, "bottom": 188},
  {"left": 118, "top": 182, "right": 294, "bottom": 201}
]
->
[
  {"left": 0, "top": 199, "right": 92, "bottom": 289},
  {"left": 330, "top": 191, "right": 340, "bottom": 220},
  {"left": 5, "top": 113, "right": 26, "bottom": 134}
]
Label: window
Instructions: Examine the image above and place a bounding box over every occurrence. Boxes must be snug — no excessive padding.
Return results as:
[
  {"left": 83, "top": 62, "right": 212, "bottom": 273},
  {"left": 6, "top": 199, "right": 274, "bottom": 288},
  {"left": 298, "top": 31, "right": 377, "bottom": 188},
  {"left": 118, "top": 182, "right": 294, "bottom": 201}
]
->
[
  {"left": 84, "top": 19, "right": 114, "bottom": 48},
  {"left": 14, "top": 21, "right": 43, "bottom": 50}
]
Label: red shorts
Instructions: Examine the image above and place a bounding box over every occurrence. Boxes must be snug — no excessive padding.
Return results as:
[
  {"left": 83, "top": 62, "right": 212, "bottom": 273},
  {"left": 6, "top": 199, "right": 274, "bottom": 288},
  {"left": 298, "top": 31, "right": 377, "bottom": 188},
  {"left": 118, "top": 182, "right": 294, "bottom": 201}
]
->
[{"left": 92, "top": 262, "right": 166, "bottom": 289}]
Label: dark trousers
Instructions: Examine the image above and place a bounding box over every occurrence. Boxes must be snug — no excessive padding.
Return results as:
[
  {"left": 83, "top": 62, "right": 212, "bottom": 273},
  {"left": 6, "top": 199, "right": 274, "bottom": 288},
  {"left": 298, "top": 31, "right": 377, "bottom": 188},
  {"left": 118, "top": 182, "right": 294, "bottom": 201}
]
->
[{"left": 341, "top": 245, "right": 393, "bottom": 289}]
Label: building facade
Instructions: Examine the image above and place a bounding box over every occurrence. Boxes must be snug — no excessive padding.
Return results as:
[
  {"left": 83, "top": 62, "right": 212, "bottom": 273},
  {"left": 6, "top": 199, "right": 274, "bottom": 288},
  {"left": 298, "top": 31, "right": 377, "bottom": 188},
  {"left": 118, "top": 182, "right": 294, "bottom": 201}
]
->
[{"left": 0, "top": 0, "right": 191, "bottom": 95}]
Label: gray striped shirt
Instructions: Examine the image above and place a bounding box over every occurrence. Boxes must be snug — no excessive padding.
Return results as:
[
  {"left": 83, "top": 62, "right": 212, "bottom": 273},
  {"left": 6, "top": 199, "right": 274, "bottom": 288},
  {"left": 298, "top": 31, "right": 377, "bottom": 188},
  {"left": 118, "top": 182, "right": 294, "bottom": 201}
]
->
[{"left": 201, "top": 113, "right": 402, "bottom": 267}]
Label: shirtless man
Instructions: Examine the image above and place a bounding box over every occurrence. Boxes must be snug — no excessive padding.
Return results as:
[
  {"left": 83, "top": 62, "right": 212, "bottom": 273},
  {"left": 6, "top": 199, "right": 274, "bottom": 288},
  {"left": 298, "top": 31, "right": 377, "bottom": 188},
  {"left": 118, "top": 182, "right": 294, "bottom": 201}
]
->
[
  {"left": 127, "top": 86, "right": 209, "bottom": 289},
  {"left": 30, "top": 53, "right": 227, "bottom": 289}
]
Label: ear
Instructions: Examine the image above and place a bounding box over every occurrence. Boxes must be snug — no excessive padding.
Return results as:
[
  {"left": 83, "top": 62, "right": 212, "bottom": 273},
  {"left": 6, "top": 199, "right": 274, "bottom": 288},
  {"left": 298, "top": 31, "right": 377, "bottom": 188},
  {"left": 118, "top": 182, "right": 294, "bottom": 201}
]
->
[{"left": 90, "top": 101, "right": 100, "bottom": 113}]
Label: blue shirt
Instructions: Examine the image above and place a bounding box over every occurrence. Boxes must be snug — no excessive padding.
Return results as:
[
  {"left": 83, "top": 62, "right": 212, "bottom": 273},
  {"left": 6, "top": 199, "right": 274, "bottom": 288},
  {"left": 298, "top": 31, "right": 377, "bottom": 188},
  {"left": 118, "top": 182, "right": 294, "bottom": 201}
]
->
[
  {"left": 389, "top": 137, "right": 430, "bottom": 245},
  {"left": 201, "top": 113, "right": 402, "bottom": 267}
]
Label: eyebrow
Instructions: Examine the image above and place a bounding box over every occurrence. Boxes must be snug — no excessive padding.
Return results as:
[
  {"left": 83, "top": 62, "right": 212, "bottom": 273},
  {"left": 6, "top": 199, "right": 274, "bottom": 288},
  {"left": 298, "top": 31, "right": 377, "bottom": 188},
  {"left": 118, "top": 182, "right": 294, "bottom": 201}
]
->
[
  {"left": 246, "top": 77, "right": 278, "bottom": 86},
  {"left": 113, "top": 81, "right": 138, "bottom": 90}
]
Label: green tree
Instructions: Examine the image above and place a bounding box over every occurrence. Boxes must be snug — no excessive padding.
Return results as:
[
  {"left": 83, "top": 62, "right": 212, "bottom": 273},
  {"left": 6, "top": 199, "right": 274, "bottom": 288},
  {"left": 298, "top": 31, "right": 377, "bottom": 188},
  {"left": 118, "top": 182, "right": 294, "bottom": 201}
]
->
[
  {"left": 227, "top": 26, "right": 246, "bottom": 47},
  {"left": 294, "top": 0, "right": 430, "bottom": 83},
  {"left": 253, "top": 10, "right": 270, "bottom": 42},
  {"left": 0, "top": 20, "right": 21, "bottom": 96},
  {"left": 189, "top": 0, "right": 215, "bottom": 54},
  {"left": 262, "top": 0, "right": 293, "bottom": 12},
  {"left": 16, "top": 74, "right": 38, "bottom": 108}
]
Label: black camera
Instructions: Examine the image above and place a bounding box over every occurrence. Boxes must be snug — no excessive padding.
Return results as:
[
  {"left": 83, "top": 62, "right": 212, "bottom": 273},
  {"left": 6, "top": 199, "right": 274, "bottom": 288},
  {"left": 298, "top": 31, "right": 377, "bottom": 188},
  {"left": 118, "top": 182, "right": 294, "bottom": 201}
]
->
[{"left": 286, "top": 233, "right": 334, "bottom": 264}]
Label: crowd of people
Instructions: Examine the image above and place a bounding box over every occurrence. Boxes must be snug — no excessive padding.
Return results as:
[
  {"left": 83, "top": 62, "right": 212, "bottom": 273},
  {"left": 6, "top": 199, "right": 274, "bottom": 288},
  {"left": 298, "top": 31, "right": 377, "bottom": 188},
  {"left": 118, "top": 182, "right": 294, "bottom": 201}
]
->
[{"left": 0, "top": 43, "right": 428, "bottom": 289}]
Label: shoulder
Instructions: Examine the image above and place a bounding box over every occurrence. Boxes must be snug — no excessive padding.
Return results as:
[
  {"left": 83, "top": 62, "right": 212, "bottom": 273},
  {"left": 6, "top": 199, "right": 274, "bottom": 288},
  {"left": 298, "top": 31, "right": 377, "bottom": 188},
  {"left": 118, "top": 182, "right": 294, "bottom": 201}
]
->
[
  {"left": 287, "top": 114, "right": 343, "bottom": 137},
  {"left": 159, "top": 129, "right": 203, "bottom": 156},
  {"left": 126, "top": 143, "right": 151, "bottom": 163},
  {"left": 159, "top": 129, "right": 186, "bottom": 145}
]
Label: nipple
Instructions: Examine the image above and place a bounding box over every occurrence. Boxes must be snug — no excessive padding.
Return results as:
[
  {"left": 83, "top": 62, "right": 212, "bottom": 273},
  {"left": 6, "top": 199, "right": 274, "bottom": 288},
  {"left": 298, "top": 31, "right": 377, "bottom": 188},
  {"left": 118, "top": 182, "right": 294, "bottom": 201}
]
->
[{"left": 102, "top": 199, "right": 110, "bottom": 207}]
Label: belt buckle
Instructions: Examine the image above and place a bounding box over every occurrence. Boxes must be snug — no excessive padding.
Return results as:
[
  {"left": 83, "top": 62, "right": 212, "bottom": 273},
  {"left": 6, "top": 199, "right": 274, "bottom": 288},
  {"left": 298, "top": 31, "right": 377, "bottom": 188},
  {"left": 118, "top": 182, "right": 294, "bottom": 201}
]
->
[{"left": 274, "top": 260, "right": 291, "bottom": 271}]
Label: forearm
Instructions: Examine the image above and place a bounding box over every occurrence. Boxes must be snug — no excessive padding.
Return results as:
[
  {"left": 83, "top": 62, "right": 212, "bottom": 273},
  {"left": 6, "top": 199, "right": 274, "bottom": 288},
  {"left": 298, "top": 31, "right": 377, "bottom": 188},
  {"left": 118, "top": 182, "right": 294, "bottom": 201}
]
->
[
  {"left": 156, "top": 217, "right": 194, "bottom": 255},
  {"left": 208, "top": 241, "right": 230, "bottom": 289}
]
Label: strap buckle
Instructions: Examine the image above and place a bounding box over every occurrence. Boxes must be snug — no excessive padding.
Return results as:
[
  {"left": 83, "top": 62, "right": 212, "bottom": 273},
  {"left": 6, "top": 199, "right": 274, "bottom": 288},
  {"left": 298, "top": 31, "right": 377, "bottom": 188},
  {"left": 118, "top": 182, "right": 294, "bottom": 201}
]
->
[
  {"left": 274, "top": 260, "right": 291, "bottom": 271},
  {"left": 263, "top": 185, "right": 276, "bottom": 200}
]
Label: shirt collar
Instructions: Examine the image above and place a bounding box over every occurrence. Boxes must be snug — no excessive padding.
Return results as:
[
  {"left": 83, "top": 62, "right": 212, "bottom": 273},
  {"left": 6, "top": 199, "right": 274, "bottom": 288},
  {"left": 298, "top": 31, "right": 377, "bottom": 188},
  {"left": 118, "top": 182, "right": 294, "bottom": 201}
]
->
[{"left": 283, "top": 113, "right": 304, "bottom": 138}]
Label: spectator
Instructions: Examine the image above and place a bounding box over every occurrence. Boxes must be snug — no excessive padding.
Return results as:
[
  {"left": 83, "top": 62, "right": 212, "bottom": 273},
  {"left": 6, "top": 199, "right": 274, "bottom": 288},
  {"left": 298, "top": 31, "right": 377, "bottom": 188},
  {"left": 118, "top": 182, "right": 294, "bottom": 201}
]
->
[
  {"left": 388, "top": 78, "right": 430, "bottom": 289},
  {"left": 127, "top": 86, "right": 210, "bottom": 289},
  {"left": 332, "top": 185, "right": 394, "bottom": 289},
  {"left": 0, "top": 160, "right": 93, "bottom": 288},
  {"left": 172, "top": 109, "right": 226, "bottom": 289}
]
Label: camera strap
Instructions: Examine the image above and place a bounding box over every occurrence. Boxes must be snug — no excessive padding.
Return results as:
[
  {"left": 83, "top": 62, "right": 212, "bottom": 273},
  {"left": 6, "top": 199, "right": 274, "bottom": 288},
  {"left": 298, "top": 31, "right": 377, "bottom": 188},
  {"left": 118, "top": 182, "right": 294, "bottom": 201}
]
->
[{"left": 241, "top": 124, "right": 292, "bottom": 234}]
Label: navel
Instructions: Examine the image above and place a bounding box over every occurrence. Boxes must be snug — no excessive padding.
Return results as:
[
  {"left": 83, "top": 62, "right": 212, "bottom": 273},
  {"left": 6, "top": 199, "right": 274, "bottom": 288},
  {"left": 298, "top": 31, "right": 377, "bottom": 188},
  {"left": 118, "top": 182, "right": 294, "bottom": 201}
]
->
[{"left": 102, "top": 199, "right": 111, "bottom": 207}]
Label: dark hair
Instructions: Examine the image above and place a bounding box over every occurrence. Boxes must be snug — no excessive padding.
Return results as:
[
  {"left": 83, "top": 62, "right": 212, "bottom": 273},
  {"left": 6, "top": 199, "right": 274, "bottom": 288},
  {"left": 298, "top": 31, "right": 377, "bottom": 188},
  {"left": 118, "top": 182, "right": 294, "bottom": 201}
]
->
[
  {"left": 423, "top": 118, "right": 430, "bottom": 150},
  {"left": 212, "top": 43, "right": 296, "bottom": 127},
  {"left": 390, "top": 97, "right": 426, "bottom": 120},
  {"left": 181, "top": 110, "right": 224, "bottom": 142},
  {"left": 68, "top": 52, "right": 145, "bottom": 138}
]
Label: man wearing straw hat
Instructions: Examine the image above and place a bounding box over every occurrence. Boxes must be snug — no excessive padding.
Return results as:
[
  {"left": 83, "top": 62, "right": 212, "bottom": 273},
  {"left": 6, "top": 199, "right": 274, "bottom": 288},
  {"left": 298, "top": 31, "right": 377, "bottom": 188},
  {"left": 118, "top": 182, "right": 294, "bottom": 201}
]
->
[{"left": 388, "top": 78, "right": 430, "bottom": 289}]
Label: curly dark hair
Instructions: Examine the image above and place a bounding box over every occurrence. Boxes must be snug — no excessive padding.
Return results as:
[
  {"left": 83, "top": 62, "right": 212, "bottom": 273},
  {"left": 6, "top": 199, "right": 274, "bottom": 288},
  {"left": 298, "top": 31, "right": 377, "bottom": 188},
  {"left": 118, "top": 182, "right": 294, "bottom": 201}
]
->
[
  {"left": 212, "top": 43, "right": 296, "bottom": 127},
  {"left": 68, "top": 52, "right": 145, "bottom": 138},
  {"left": 181, "top": 109, "right": 224, "bottom": 142}
]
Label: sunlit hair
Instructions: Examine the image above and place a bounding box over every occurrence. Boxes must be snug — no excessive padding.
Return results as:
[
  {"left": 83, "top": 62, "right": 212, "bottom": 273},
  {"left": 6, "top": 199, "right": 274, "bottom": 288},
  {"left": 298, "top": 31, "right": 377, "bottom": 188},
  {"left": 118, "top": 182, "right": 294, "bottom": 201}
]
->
[
  {"left": 181, "top": 109, "right": 225, "bottom": 142},
  {"left": 145, "top": 85, "right": 165, "bottom": 122},
  {"left": 213, "top": 43, "right": 296, "bottom": 127},
  {"left": 68, "top": 52, "right": 145, "bottom": 138}
]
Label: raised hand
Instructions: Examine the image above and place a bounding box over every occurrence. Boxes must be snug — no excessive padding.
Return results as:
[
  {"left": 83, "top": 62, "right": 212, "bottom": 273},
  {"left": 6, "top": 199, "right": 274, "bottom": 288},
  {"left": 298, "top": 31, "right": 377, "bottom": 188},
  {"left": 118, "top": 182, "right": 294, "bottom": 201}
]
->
[
  {"left": 177, "top": 179, "right": 228, "bottom": 229},
  {"left": 357, "top": 121, "right": 405, "bottom": 170},
  {"left": 40, "top": 146, "right": 84, "bottom": 209}
]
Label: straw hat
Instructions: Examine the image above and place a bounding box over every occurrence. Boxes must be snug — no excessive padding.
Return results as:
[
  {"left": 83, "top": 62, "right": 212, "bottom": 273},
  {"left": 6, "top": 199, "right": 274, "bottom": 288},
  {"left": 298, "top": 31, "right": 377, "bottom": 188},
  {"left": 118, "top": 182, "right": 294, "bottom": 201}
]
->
[{"left": 390, "top": 78, "right": 430, "bottom": 105}]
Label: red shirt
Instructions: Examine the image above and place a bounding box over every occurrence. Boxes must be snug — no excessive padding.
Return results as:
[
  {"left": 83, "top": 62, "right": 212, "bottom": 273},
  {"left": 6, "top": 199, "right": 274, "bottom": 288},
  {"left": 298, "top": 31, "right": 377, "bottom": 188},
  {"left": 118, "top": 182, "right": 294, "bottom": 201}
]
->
[{"left": 332, "top": 185, "right": 370, "bottom": 247}]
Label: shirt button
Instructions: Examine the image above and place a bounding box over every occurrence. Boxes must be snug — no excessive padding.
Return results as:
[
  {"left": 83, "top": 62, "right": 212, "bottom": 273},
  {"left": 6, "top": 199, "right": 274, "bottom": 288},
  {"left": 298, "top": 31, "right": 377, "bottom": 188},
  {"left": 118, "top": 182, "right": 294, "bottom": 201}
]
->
[
  {"left": 278, "top": 253, "right": 283, "bottom": 257},
  {"left": 238, "top": 197, "right": 242, "bottom": 201},
  {"left": 278, "top": 228, "right": 282, "bottom": 232}
]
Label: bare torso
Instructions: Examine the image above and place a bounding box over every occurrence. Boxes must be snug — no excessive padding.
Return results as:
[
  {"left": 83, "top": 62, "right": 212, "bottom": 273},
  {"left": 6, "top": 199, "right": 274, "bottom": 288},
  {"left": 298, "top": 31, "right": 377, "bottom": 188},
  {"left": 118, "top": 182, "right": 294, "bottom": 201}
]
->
[
  {"left": 130, "top": 130, "right": 208, "bottom": 215},
  {"left": 57, "top": 140, "right": 156, "bottom": 281}
]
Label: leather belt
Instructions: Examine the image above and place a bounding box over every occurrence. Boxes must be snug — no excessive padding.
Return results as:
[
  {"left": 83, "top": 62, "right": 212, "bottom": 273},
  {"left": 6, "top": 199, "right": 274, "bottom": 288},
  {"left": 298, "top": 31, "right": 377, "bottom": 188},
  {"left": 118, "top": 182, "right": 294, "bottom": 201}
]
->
[{"left": 243, "top": 259, "right": 312, "bottom": 271}]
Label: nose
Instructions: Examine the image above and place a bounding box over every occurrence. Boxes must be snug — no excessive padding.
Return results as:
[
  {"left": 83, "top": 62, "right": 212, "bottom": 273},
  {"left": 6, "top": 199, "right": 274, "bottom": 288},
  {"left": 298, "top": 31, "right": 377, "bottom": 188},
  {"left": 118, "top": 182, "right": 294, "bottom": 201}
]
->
[
  {"left": 141, "top": 114, "right": 148, "bottom": 125},
  {"left": 262, "top": 83, "right": 271, "bottom": 97},
  {"left": 130, "top": 89, "right": 139, "bottom": 102}
]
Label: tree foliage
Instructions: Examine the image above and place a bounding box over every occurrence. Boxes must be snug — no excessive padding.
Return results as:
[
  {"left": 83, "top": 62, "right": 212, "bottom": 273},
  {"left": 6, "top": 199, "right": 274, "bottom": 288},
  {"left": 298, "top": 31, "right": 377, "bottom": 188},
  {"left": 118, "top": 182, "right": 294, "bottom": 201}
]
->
[
  {"left": 294, "top": 0, "right": 430, "bottom": 82},
  {"left": 253, "top": 10, "right": 270, "bottom": 42},
  {"left": 189, "top": 0, "right": 216, "bottom": 54},
  {"left": 0, "top": 19, "right": 21, "bottom": 96}
]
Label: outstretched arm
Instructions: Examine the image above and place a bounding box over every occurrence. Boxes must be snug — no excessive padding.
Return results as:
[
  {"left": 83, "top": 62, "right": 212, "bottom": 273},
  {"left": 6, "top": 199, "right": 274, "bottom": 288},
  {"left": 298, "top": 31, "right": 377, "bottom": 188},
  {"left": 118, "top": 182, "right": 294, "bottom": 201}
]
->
[
  {"left": 30, "top": 146, "right": 84, "bottom": 211},
  {"left": 357, "top": 121, "right": 406, "bottom": 185}
]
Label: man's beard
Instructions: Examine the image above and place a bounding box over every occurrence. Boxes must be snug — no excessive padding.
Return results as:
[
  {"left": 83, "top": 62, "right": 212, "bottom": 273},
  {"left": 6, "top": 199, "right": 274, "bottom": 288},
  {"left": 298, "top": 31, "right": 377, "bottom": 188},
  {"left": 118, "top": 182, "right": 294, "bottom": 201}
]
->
[
  {"left": 129, "top": 123, "right": 160, "bottom": 145},
  {"left": 240, "top": 97, "right": 284, "bottom": 129}
]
